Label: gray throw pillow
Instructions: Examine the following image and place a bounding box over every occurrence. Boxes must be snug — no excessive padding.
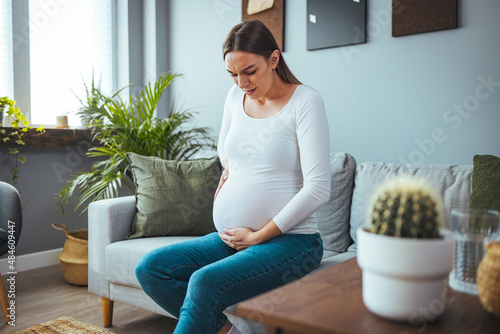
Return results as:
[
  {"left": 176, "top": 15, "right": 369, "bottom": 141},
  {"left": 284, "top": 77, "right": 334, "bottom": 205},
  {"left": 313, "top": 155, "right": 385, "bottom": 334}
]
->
[
  {"left": 126, "top": 153, "right": 221, "bottom": 239},
  {"left": 315, "top": 152, "right": 357, "bottom": 258}
]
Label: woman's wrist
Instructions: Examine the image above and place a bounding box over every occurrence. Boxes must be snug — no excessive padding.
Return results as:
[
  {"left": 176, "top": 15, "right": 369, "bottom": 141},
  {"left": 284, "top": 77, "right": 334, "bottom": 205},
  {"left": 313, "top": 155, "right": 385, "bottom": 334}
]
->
[{"left": 253, "top": 220, "right": 282, "bottom": 244}]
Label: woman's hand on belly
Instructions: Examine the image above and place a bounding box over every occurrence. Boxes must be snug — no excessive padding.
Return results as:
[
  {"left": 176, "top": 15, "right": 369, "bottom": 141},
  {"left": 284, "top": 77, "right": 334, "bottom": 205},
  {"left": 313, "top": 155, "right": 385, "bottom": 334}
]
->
[
  {"left": 218, "top": 220, "right": 283, "bottom": 251},
  {"left": 218, "top": 227, "right": 255, "bottom": 251}
]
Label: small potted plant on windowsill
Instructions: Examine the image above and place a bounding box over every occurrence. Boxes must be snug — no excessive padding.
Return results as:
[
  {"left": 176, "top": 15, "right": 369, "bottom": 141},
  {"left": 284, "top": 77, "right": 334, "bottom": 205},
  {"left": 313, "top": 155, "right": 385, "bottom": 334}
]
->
[
  {"left": 0, "top": 96, "right": 45, "bottom": 187},
  {"left": 357, "top": 177, "right": 454, "bottom": 322},
  {"left": 55, "top": 112, "right": 70, "bottom": 129}
]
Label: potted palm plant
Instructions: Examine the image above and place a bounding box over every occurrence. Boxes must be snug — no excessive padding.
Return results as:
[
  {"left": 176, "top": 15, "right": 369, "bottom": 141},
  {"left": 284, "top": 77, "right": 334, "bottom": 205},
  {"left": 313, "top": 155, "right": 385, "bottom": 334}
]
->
[
  {"left": 357, "top": 177, "right": 454, "bottom": 321},
  {"left": 72, "top": 72, "right": 128, "bottom": 128},
  {"left": 56, "top": 72, "right": 216, "bottom": 214}
]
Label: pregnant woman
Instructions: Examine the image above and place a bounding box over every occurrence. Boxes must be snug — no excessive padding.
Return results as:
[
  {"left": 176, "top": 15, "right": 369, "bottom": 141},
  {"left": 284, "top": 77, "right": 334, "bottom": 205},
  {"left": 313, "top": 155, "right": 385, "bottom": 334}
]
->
[{"left": 136, "top": 20, "right": 331, "bottom": 334}]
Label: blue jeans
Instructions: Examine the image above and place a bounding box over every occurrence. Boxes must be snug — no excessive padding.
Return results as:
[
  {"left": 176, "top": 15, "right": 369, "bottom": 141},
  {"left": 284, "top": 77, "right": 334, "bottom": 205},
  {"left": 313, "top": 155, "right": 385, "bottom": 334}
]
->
[{"left": 135, "top": 232, "right": 323, "bottom": 334}]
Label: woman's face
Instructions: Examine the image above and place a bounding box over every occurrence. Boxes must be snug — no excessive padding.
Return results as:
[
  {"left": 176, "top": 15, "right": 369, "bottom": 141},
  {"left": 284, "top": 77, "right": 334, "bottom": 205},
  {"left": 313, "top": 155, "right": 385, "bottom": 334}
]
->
[{"left": 224, "top": 50, "right": 279, "bottom": 100}]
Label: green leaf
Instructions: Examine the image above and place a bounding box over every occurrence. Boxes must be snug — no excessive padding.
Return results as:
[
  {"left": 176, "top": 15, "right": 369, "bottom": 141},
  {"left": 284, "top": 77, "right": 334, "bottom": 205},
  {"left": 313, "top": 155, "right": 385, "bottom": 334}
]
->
[{"left": 55, "top": 72, "right": 216, "bottom": 215}]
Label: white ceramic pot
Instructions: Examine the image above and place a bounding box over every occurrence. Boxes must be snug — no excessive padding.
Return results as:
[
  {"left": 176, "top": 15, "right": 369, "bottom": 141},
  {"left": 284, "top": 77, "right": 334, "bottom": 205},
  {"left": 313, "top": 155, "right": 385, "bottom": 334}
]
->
[{"left": 357, "top": 228, "right": 454, "bottom": 322}]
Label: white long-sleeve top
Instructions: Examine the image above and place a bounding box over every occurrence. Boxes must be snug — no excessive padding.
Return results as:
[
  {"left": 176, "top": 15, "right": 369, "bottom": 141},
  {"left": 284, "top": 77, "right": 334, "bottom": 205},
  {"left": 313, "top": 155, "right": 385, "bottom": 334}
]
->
[{"left": 213, "top": 84, "right": 331, "bottom": 234}]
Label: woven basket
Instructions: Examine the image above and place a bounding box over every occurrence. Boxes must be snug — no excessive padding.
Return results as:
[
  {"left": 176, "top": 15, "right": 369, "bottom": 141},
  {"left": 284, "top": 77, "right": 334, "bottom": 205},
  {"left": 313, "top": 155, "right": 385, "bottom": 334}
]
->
[
  {"left": 52, "top": 223, "right": 88, "bottom": 286},
  {"left": 477, "top": 240, "right": 500, "bottom": 318}
]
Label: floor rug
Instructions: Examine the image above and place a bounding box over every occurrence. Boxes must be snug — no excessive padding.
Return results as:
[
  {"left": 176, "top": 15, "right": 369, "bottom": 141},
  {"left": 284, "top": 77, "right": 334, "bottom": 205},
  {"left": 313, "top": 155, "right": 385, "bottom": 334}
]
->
[{"left": 12, "top": 316, "right": 113, "bottom": 334}]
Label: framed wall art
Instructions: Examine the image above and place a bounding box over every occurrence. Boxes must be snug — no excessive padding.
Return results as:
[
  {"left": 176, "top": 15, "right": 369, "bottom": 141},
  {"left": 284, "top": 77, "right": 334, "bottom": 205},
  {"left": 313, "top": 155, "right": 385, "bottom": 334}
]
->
[
  {"left": 242, "top": 0, "right": 285, "bottom": 51},
  {"left": 307, "top": 0, "right": 366, "bottom": 51},
  {"left": 392, "top": 0, "right": 458, "bottom": 37}
]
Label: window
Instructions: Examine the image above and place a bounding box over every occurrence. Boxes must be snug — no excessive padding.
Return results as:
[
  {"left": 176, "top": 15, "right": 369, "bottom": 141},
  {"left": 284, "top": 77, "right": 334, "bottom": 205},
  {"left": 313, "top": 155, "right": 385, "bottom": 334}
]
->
[
  {"left": 1, "top": 0, "right": 114, "bottom": 127},
  {"left": 29, "top": 0, "right": 114, "bottom": 126},
  {"left": 0, "top": 0, "right": 14, "bottom": 98}
]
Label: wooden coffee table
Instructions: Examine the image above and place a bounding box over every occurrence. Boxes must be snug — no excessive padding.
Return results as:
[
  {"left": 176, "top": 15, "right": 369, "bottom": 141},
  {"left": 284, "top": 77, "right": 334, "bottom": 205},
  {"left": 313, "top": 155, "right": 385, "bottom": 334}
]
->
[{"left": 235, "top": 258, "right": 500, "bottom": 334}]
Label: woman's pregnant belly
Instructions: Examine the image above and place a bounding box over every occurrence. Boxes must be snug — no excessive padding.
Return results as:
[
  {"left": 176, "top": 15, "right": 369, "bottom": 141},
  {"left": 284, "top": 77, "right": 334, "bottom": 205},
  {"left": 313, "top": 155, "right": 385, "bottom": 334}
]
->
[{"left": 212, "top": 174, "right": 300, "bottom": 232}]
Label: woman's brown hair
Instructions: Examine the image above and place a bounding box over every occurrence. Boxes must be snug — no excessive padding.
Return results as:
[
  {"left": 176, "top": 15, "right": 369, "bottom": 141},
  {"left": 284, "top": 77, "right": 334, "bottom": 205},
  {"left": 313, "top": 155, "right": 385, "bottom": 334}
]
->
[{"left": 222, "top": 20, "right": 301, "bottom": 85}]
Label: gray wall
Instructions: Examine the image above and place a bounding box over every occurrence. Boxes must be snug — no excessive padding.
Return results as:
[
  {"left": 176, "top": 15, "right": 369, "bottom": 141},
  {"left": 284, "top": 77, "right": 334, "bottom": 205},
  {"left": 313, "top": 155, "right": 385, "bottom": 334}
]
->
[
  {"left": 3, "top": 0, "right": 500, "bottom": 257},
  {"left": 168, "top": 0, "right": 500, "bottom": 165},
  {"left": 0, "top": 145, "right": 106, "bottom": 256}
]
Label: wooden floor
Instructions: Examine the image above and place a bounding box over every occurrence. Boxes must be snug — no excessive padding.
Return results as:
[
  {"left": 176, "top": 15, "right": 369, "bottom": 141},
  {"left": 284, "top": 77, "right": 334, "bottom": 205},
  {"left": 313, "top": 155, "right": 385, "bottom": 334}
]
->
[{"left": 1, "top": 265, "right": 178, "bottom": 333}]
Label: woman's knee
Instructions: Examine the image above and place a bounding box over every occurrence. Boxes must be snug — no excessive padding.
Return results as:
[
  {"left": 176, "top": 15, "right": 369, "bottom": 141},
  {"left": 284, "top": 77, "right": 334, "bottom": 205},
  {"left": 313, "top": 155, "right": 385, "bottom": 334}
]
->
[
  {"left": 135, "top": 251, "right": 160, "bottom": 284},
  {"left": 135, "top": 256, "right": 149, "bottom": 284},
  {"left": 189, "top": 267, "right": 219, "bottom": 291},
  {"left": 136, "top": 246, "right": 193, "bottom": 286}
]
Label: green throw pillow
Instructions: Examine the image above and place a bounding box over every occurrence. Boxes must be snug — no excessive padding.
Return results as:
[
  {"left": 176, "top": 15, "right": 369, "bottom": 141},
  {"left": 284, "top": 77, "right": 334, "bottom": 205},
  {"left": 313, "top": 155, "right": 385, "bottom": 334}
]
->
[
  {"left": 469, "top": 154, "right": 500, "bottom": 212},
  {"left": 126, "top": 153, "right": 221, "bottom": 239}
]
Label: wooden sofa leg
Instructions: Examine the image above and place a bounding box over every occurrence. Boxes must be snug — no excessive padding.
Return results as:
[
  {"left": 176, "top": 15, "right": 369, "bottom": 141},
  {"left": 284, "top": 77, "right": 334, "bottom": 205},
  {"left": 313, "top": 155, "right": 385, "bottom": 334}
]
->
[
  {"left": 1, "top": 274, "right": 10, "bottom": 324},
  {"left": 102, "top": 297, "right": 114, "bottom": 328}
]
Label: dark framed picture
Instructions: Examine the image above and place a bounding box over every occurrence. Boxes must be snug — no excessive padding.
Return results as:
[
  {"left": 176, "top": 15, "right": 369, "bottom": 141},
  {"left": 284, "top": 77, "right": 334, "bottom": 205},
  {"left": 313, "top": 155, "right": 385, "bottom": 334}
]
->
[
  {"left": 307, "top": 0, "right": 367, "bottom": 51},
  {"left": 392, "top": 0, "right": 458, "bottom": 37}
]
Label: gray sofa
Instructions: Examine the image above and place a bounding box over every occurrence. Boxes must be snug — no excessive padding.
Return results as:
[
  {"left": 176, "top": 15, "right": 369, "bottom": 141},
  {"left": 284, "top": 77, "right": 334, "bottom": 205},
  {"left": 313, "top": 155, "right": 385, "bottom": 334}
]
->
[{"left": 88, "top": 152, "right": 473, "bottom": 333}]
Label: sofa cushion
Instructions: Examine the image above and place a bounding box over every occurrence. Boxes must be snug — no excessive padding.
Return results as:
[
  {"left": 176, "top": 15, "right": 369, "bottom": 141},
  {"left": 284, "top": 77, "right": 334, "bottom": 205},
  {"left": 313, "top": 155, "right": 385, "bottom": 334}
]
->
[
  {"left": 126, "top": 153, "right": 221, "bottom": 239},
  {"left": 469, "top": 154, "right": 500, "bottom": 211},
  {"left": 316, "top": 152, "right": 357, "bottom": 258},
  {"left": 106, "top": 236, "right": 199, "bottom": 288},
  {"left": 348, "top": 163, "right": 473, "bottom": 252}
]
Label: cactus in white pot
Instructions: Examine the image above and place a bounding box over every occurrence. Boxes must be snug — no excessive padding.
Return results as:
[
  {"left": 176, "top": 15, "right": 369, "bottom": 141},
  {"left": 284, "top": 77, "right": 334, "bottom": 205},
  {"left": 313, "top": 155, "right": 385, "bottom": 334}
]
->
[
  {"left": 367, "top": 177, "right": 441, "bottom": 238},
  {"left": 357, "top": 177, "right": 454, "bottom": 322}
]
